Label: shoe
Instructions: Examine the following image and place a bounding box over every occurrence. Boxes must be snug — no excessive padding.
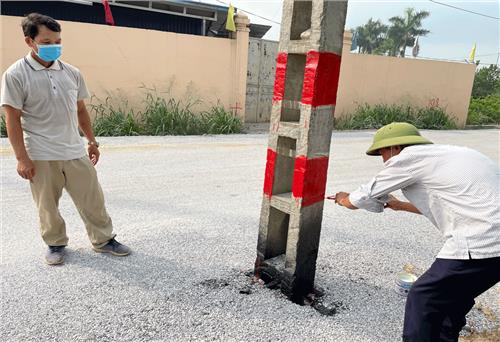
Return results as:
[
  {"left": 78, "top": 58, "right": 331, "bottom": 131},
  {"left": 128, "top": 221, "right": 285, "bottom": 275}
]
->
[
  {"left": 45, "top": 246, "right": 65, "bottom": 265},
  {"left": 93, "top": 238, "right": 131, "bottom": 256}
]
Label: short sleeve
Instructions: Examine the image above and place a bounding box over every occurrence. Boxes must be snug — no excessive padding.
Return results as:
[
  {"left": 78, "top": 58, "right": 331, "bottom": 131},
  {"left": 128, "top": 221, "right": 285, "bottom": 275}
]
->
[
  {"left": 77, "top": 71, "right": 90, "bottom": 101},
  {"left": 1, "top": 72, "right": 24, "bottom": 110}
]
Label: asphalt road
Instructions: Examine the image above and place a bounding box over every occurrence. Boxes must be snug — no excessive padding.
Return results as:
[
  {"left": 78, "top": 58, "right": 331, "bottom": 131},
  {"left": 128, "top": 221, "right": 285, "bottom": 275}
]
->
[{"left": 1, "top": 129, "right": 499, "bottom": 341}]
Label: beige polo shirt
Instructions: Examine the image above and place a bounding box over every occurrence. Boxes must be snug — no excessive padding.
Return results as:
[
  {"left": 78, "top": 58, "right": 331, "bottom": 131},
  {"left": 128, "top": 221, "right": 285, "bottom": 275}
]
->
[{"left": 1, "top": 53, "right": 89, "bottom": 160}]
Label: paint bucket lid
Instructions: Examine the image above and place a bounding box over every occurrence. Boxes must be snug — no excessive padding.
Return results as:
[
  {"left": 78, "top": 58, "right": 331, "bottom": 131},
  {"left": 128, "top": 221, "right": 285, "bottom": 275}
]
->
[
  {"left": 397, "top": 272, "right": 417, "bottom": 285},
  {"left": 395, "top": 272, "right": 418, "bottom": 297}
]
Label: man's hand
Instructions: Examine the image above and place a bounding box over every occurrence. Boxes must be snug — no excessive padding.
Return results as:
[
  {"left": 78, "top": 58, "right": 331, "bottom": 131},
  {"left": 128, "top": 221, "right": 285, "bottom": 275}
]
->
[
  {"left": 17, "top": 157, "right": 35, "bottom": 180},
  {"left": 384, "top": 194, "right": 400, "bottom": 210},
  {"left": 334, "top": 191, "right": 349, "bottom": 205},
  {"left": 333, "top": 191, "right": 358, "bottom": 210},
  {"left": 88, "top": 144, "right": 100, "bottom": 165}
]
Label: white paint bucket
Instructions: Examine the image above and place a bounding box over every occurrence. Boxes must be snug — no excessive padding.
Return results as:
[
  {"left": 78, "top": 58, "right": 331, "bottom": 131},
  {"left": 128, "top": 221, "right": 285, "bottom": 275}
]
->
[{"left": 395, "top": 272, "right": 417, "bottom": 297}]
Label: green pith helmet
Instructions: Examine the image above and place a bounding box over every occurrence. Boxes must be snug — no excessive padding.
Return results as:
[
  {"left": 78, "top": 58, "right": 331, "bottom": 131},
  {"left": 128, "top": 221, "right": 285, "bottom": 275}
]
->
[{"left": 366, "top": 122, "right": 433, "bottom": 156}]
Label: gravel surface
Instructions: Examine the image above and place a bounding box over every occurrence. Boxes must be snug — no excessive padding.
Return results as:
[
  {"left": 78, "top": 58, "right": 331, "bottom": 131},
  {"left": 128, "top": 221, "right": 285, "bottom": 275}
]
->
[{"left": 1, "top": 130, "right": 499, "bottom": 342}]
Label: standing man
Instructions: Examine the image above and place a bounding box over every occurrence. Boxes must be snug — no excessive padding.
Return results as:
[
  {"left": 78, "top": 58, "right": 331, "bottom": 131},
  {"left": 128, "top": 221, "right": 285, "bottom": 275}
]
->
[
  {"left": 1, "top": 13, "right": 131, "bottom": 265},
  {"left": 332, "top": 122, "right": 499, "bottom": 341}
]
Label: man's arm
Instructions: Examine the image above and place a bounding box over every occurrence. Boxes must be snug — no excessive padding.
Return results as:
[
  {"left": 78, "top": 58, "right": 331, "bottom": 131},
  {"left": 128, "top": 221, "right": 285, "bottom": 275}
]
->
[
  {"left": 77, "top": 100, "right": 100, "bottom": 165},
  {"left": 77, "top": 100, "right": 96, "bottom": 142},
  {"left": 334, "top": 190, "right": 422, "bottom": 214},
  {"left": 385, "top": 196, "right": 422, "bottom": 214},
  {"left": 337, "top": 158, "right": 417, "bottom": 213},
  {"left": 4, "top": 105, "right": 35, "bottom": 180}
]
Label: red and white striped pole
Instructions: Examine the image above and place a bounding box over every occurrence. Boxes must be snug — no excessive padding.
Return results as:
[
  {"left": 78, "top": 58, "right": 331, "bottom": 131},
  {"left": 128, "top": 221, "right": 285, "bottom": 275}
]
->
[{"left": 256, "top": 0, "right": 348, "bottom": 302}]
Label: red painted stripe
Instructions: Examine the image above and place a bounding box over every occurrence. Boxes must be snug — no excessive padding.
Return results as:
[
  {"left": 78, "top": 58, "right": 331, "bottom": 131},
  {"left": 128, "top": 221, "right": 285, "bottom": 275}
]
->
[
  {"left": 302, "top": 51, "right": 342, "bottom": 107},
  {"left": 263, "top": 149, "right": 277, "bottom": 197},
  {"left": 292, "top": 155, "right": 329, "bottom": 207},
  {"left": 272, "top": 52, "right": 288, "bottom": 102}
]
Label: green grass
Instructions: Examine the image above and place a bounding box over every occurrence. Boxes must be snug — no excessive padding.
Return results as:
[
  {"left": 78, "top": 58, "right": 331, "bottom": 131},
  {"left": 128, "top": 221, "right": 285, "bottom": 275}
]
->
[
  {"left": 90, "top": 92, "right": 243, "bottom": 136},
  {"left": 467, "top": 94, "right": 500, "bottom": 125},
  {"left": 335, "top": 104, "right": 457, "bottom": 130}
]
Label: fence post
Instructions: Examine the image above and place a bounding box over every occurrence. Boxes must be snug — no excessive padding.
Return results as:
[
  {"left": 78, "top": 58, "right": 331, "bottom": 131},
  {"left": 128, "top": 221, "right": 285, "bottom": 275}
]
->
[{"left": 231, "top": 13, "right": 250, "bottom": 121}]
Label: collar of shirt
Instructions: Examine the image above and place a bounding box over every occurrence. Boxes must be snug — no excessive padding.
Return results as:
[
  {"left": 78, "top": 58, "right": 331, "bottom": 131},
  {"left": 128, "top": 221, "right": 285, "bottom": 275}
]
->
[{"left": 24, "top": 53, "right": 62, "bottom": 71}]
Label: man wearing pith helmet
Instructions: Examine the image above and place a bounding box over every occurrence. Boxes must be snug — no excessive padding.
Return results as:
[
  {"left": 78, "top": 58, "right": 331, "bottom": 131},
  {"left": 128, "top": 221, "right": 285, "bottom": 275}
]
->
[{"left": 333, "top": 122, "right": 499, "bottom": 341}]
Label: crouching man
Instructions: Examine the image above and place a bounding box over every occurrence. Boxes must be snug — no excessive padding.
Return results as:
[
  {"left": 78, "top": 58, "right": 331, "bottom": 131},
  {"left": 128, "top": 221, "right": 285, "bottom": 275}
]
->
[{"left": 332, "top": 122, "right": 499, "bottom": 342}]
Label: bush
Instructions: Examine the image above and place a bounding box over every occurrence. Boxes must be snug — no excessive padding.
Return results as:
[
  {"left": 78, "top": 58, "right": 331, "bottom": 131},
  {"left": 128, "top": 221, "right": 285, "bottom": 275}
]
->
[
  {"left": 471, "top": 65, "right": 500, "bottom": 99},
  {"left": 335, "top": 104, "right": 457, "bottom": 130},
  {"left": 467, "top": 94, "right": 500, "bottom": 125},
  {"left": 90, "top": 98, "right": 143, "bottom": 136},
  {"left": 201, "top": 105, "right": 243, "bottom": 134},
  {"left": 413, "top": 107, "right": 457, "bottom": 129},
  {"left": 90, "top": 92, "right": 243, "bottom": 136},
  {"left": 142, "top": 93, "right": 204, "bottom": 135},
  {"left": 1, "top": 115, "right": 6, "bottom": 137}
]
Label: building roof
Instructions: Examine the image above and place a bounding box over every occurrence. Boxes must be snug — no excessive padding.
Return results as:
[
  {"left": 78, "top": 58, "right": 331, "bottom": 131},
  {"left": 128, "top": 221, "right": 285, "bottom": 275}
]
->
[
  {"left": 108, "top": 0, "right": 272, "bottom": 38},
  {"left": 86, "top": 0, "right": 272, "bottom": 38},
  {"left": 1, "top": 0, "right": 271, "bottom": 38}
]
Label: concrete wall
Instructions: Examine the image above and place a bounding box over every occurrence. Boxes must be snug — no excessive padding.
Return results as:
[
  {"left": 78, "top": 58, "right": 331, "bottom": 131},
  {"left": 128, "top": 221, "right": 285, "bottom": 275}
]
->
[
  {"left": 336, "top": 33, "right": 476, "bottom": 128},
  {"left": 1, "top": 14, "right": 475, "bottom": 127},
  {"left": 0, "top": 14, "right": 249, "bottom": 119},
  {"left": 245, "top": 32, "right": 475, "bottom": 128}
]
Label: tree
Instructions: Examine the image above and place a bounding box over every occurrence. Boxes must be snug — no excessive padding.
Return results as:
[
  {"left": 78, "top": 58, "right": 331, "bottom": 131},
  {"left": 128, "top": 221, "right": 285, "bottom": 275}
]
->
[
  {"left": 355, "top": 18, "right": 388, "bottom": 54},
  {"left": 472, "top": 65, "right": 500, "bottom": 98},
  {"left": 387, "top": 8, "right": 430, "bottom": 57},
  {"left": 374, "top": 35, "right": 397, "bottom": 56}
]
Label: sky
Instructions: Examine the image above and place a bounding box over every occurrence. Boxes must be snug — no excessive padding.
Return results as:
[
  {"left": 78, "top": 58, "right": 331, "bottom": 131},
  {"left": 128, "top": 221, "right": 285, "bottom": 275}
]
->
[{"left": 197, "top": 0, "right": 500, "bottom": 65}]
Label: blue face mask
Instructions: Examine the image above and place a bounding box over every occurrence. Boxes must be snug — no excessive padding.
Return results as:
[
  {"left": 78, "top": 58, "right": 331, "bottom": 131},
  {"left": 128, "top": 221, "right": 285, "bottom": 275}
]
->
[{"left": 36, "top": 44, "right": 62, "bottom": 62}]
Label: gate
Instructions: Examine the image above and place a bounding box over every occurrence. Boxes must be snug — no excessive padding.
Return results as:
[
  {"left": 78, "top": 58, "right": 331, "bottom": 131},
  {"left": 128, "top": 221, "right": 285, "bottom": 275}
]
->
[{"left": 245, "top": 38, "right": 279, "bottom": 122}]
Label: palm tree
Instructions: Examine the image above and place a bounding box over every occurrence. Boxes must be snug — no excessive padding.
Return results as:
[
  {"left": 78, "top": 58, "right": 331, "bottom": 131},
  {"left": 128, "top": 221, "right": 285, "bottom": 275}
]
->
[
  {"left": 355, "top": 18, "right": 388, "bottom": 54},
  {"left": 373, "top": 36, "right": 396, "bottom": 56},
  {"left": 388, "top": 8, "right": 430, "bottom": 57}
]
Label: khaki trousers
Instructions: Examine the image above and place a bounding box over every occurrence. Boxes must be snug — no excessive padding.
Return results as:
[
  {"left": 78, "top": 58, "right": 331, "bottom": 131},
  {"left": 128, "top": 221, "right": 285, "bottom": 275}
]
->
[{"left": 30, "top": 156, "right": 115, "bottom": 248}]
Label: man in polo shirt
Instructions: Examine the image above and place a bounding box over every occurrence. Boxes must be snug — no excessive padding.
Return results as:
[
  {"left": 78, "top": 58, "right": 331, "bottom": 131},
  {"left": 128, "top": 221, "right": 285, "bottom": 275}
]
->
[
  {"left": 1, "top": 13, "right": 131, "bottom": 265},
  {"left": 331, "top": 122, "right": 499, "bottom": 341}
]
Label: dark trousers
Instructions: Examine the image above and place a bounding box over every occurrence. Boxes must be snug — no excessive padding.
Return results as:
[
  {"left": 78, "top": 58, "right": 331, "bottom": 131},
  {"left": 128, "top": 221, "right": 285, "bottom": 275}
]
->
[{"left": 403, "top": 257, "right": 500, "bottom": 342}]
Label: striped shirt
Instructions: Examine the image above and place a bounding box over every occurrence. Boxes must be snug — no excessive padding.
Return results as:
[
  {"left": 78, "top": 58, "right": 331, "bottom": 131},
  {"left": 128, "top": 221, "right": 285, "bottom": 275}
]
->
[
  {"left": 349, "top": 144, "right": 500, "bottom": 260},
  {"left": 1, "top": 54, "right": 89, "bottom": 160}
]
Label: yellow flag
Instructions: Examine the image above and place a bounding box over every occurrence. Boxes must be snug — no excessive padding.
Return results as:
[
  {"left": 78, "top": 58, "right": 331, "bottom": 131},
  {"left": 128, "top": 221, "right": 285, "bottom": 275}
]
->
[
  {"left": 226, "top": 4, "right": 236, "bottom": 32},
  {"left": 468, "top": 43, "right": 476, "bottom": 63}
]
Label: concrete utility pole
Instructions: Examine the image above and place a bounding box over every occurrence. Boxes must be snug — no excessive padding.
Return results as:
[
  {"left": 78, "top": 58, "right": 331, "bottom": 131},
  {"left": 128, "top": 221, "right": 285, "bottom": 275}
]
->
[{"left": 254, "top": 0, "right": 348, "bottom": 303}]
